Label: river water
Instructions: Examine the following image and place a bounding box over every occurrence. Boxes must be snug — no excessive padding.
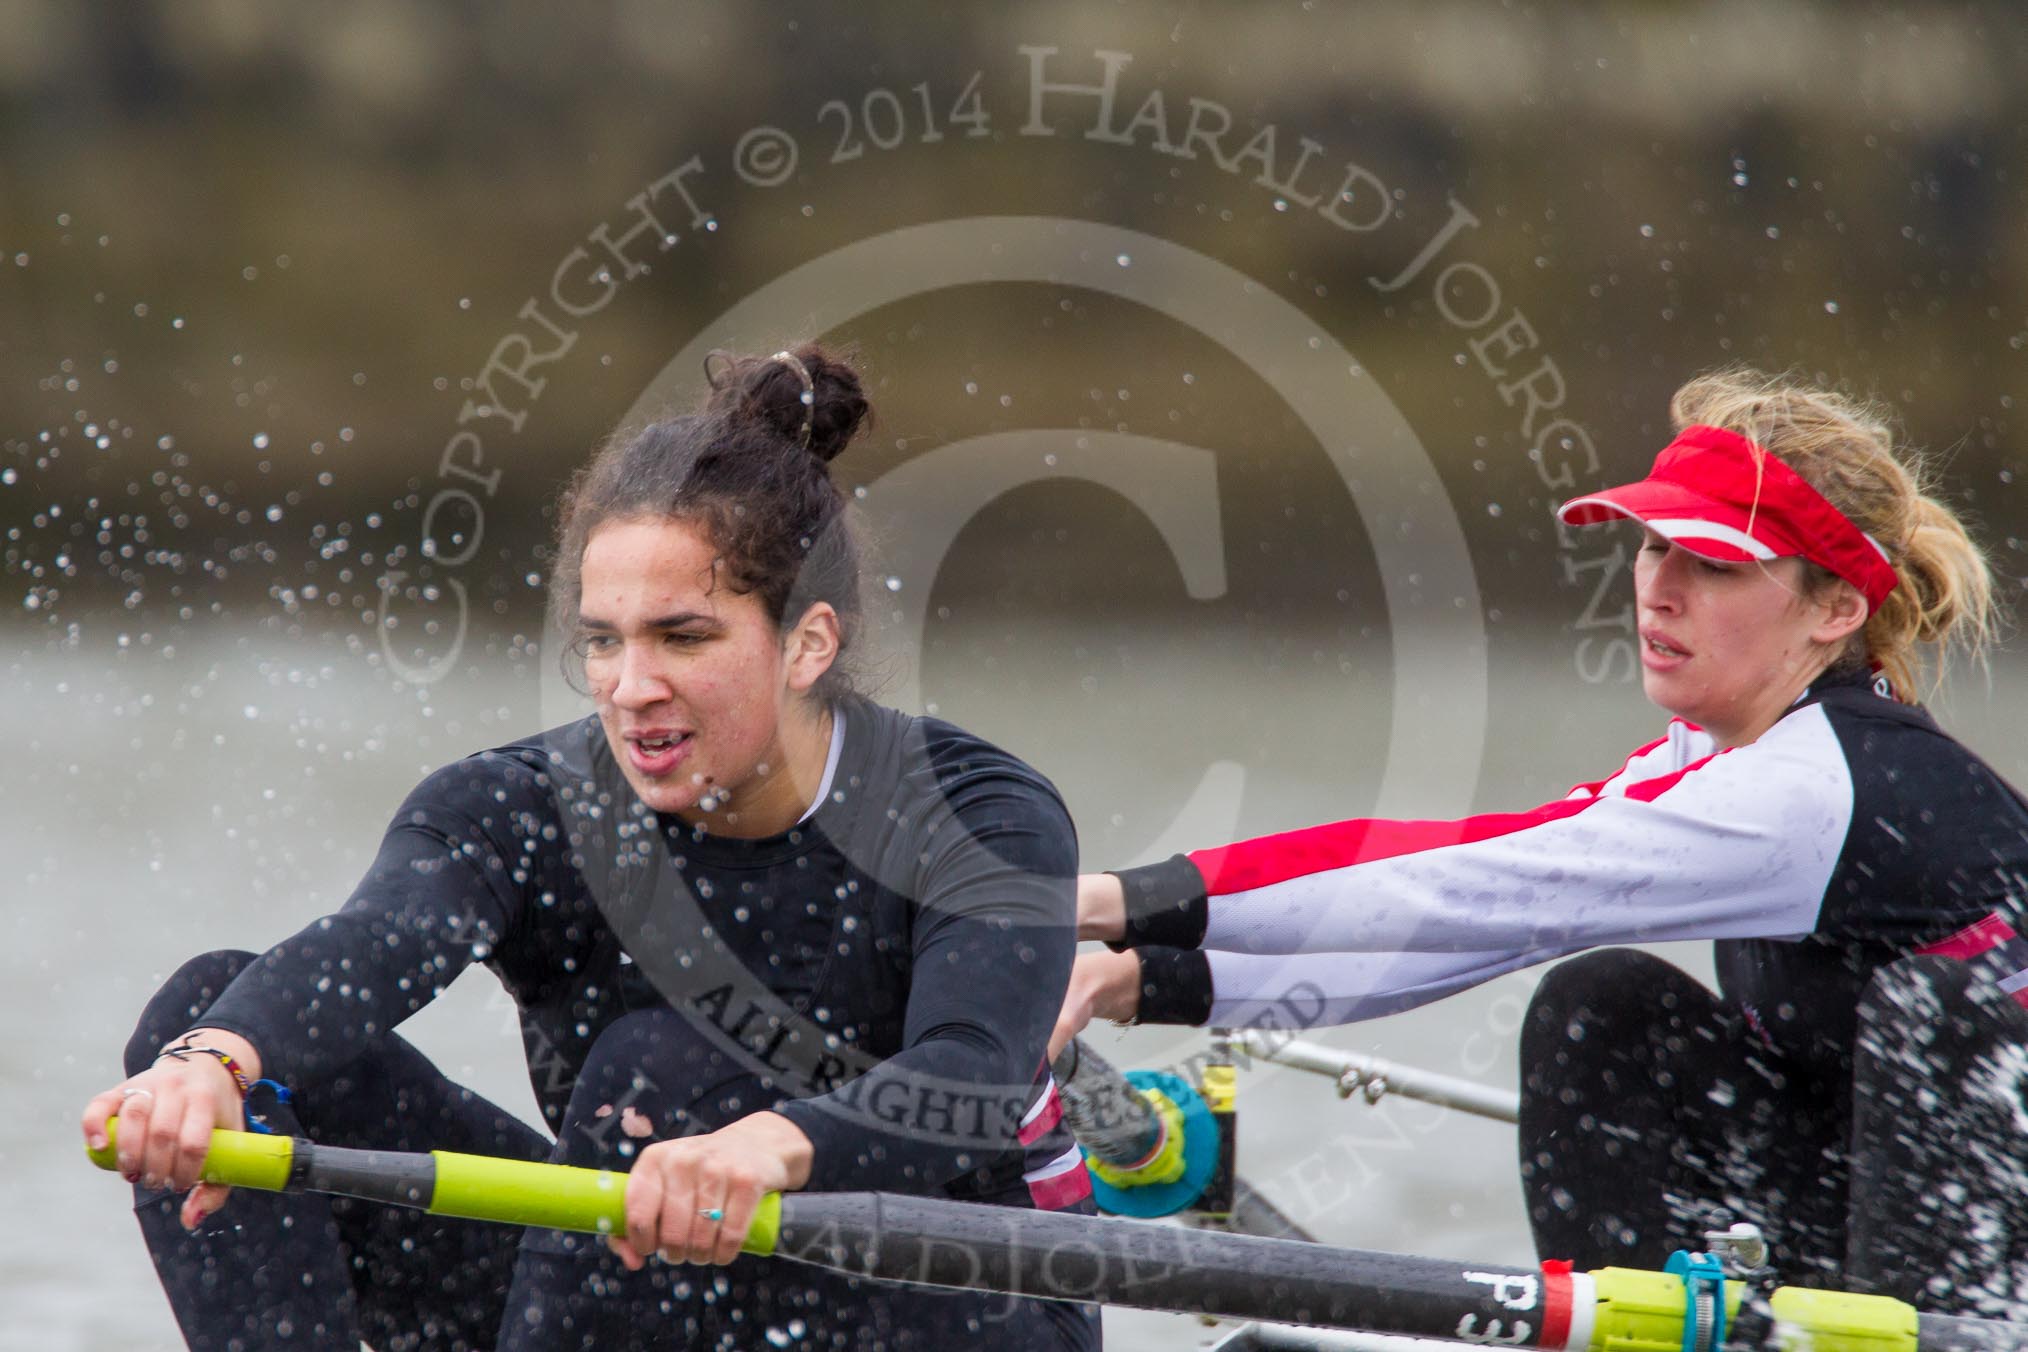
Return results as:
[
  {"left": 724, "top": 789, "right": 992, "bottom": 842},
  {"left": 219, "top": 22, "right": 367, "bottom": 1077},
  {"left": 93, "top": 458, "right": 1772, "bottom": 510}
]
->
[{"left": 9, "top": 623, "right": 2025, "bottom": 1350}]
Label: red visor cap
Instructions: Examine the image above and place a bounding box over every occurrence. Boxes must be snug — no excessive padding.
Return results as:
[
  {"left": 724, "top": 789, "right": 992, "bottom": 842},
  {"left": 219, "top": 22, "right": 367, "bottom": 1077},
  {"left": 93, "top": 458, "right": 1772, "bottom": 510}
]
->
[{"left": 1557, "top": 424, "right": 1898, "bottom": 613}]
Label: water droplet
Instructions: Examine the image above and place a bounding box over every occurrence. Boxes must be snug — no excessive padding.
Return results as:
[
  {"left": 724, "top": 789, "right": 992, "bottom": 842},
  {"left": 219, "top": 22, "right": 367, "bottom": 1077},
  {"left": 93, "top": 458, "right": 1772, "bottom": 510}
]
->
[
  {"left": 1639, "top": 224, "right": 1655, "bottom": 238},
  {"left": 1115, "top": 253, "right": 1131, "bottom": 266},
  {"left": 883, "top": 576, "right": 902, "bottom": 592},
  {"left": 1824, "top": 300, "right": 1840, "bottom": 314},
  {"left": 243, "top": 705, "right": 258, "bottom": 719},
  {"left": 266, "top": 505, "right": 284, "bottom": 522},
  {"left": 253, "top": 433, "right": 269, "bottom": 450}
]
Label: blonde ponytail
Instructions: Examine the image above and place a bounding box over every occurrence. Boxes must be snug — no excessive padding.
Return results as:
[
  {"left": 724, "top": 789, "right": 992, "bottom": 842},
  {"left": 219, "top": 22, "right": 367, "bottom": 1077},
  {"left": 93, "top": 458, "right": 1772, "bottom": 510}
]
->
[
  {"left": 1870, "top": 492, "right": 1999, "bottom": 698},
  {"left": 1668, "top": 368, "right": 2000, "bottom": 701}
]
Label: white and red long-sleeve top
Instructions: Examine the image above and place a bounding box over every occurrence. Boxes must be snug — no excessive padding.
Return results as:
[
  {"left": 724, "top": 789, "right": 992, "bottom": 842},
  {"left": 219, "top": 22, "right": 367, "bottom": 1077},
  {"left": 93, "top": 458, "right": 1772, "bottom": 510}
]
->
[{"left": 1116, "top": 668, "right": 2028, "bottom": 1072}]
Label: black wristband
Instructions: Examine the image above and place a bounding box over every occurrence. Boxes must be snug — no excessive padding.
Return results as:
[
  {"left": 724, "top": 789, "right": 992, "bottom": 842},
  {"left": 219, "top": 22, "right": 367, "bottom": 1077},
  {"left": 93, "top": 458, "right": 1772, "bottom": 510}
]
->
[
  {"left": 1130, "top": 946, "right": 1215, "bottom": 1027},
  {"left": 1105, "top": 854, "right": 1210, "bottom": 951}
]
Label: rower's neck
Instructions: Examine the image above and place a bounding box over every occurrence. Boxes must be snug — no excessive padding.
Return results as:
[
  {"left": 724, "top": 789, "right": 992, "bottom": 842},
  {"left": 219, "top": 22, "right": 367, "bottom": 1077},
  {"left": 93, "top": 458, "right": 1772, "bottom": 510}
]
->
[{"left": 683, "top": 700, "right": 836, "bottom": 838}]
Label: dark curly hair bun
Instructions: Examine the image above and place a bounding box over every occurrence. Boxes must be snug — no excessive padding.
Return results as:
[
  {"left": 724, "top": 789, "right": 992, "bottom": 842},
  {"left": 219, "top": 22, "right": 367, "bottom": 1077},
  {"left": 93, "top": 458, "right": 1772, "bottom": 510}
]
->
[{"left": 704, "top": 343, "right": 871, "bottom": 465}]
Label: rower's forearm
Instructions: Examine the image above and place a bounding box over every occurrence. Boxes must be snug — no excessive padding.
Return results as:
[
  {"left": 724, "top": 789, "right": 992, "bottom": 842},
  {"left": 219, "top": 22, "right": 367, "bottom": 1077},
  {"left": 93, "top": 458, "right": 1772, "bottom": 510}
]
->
[{"left": 1076, "top": 872, "right": 1126, "bottom": 941}]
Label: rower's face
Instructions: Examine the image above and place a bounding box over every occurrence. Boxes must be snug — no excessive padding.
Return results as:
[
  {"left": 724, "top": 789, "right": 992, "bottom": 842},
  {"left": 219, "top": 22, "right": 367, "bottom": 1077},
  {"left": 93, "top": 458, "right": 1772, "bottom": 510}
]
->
[
  {"left": 1632, "top": 530, "right": 1856, "bottom": 746},
  {"left": 577, "top": 516, "right": 827, "bottom": 820}
]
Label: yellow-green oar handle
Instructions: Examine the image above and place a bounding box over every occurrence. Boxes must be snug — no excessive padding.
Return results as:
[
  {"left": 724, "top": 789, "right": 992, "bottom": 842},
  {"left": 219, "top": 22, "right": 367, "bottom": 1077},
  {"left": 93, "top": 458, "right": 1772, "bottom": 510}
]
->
[
  {"left": 86, "top": 1117, "right": 295, "bottom": 1190},
  {"left": 429, "top": 1149, "right": 631, "bottom": 1234},
  {"left": 86, "top": 1118, "right": 782, "bottom": 1256},
  {"left": 427, "top": 1150, "right": 784, "bottom": 1252}
]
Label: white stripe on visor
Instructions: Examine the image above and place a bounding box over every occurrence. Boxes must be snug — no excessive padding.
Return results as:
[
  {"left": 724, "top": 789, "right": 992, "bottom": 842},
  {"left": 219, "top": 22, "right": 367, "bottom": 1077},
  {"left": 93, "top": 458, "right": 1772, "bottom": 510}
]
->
[{"left": 1645, "top": 517, "right": 1779, "bottom": 560}]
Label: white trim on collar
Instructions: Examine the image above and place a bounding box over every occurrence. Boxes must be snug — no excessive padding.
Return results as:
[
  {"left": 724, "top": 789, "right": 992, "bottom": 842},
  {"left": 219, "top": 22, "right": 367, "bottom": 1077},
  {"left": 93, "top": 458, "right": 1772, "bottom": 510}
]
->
[{"left": 797, "top": 708, "right": 846, "bottom": 826}]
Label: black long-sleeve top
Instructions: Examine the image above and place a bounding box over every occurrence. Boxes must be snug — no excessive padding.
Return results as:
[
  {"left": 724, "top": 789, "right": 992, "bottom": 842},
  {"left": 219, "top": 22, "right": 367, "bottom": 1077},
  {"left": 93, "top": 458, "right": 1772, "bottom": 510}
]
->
[{"left": 194, "top": 697, "right": 1089, "bottom": 1205}]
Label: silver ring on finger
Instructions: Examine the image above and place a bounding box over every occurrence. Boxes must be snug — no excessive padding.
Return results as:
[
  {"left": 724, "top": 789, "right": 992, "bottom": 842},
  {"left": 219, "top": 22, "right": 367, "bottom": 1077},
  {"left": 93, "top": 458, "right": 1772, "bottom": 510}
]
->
[{"left": 120, "top": 1087, "right": 155, "bottom": 1103}]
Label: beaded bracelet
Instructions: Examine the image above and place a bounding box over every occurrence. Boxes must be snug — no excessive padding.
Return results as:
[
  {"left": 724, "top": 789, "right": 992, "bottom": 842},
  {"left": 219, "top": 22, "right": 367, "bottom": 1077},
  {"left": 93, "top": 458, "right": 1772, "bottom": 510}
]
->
[{"left": 157, "top": 1042, "right": 253, "bottom": 1098}]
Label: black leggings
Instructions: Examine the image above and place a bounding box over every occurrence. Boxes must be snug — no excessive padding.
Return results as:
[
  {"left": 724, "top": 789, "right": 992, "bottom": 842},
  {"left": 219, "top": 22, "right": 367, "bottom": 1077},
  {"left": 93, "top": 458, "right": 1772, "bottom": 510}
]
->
[
  {"left": 128, "top": 951, "right": 1101, "bottom": 1351},
  {"left": 1518, "top": 948, "right": 2028, "bottom": 1316},
  {"left": 127, "top": 951, "right": 551, "bottom": 1351}
]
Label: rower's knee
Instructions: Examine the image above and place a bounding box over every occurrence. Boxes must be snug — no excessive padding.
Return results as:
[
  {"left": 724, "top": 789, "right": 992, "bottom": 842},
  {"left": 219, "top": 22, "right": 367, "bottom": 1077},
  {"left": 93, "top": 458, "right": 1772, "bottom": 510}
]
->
[
  {"left": 124, "top": 949, "right": 257, "bottom": 1078},
  {"left": 1525, "top": 949, "right": 1685, "bottom": 1037}
]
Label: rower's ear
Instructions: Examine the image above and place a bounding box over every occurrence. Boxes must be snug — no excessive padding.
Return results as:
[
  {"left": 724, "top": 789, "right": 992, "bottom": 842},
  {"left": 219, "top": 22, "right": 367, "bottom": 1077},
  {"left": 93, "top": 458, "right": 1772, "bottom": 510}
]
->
[
  {"left": 783, "top": 602, "right": 839, "bottom": 694},
  {"left": 1809, "top": 578, "right": 1868, "bottom": 648}
]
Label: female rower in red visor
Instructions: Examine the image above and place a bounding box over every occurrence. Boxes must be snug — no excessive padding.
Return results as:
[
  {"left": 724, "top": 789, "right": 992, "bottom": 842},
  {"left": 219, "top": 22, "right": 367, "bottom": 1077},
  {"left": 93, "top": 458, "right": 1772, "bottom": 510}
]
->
[{"left": 1057, "top": 369, "right": 2028, "bottom": 1314}]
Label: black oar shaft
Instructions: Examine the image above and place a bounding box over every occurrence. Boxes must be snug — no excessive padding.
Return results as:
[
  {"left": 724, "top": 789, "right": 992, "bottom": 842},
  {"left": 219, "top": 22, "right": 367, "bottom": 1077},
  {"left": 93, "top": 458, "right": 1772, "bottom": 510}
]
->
[{"left": 773, "top": 1191, "right": 1540, "bottom": 1336}]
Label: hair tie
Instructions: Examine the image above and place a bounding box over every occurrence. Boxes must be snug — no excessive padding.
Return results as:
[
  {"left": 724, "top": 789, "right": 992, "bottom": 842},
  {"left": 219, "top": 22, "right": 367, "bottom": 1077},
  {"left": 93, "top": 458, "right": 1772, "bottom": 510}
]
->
[{"left": 771, "top": 350, "right": 815, "bottom": 450}]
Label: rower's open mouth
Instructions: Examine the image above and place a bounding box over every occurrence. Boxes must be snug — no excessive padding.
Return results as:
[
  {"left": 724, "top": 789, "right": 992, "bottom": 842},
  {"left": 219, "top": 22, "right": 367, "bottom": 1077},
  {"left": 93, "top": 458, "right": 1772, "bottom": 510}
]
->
[
  {"left": 625, "top": 732, "right": 694, "bottom": 776},
  {"left": 1642, "top": 631, "right": 1691, "bottom": 659},
  {"left": 631, "top": 734, "right": 689, "bottom": 752}
]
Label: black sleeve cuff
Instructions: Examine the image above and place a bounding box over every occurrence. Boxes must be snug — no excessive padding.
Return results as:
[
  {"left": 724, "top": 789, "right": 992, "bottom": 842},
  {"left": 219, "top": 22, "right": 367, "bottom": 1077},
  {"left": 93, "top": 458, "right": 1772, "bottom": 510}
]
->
[
  {"left": 1132, "top": 946, "right": 1214, "bottom": 1027},
  {"left": 1105, "top": 854, "right": 1209, "bottom": 951}
]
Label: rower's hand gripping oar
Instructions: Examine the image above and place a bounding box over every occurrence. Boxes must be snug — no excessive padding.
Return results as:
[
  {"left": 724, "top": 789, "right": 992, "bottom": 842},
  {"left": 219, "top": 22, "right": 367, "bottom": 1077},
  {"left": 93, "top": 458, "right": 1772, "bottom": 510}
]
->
[
  {"left": 85, "top": 1116, "right": 782, "bottom": 1253},
  {"left": 87, "top": 1118, "right": 2003, "bottom": 1351}
]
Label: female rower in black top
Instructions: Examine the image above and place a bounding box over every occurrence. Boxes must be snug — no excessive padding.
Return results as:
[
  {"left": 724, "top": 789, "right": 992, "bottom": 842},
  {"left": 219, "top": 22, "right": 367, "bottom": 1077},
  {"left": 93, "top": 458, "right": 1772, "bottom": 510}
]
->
[
  {"left": 1055, "top": 369, "right": 2027, "bottom": 1314},
  {"left": 83, "top": 344, "right": 1101, "bottom": 1351}
]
